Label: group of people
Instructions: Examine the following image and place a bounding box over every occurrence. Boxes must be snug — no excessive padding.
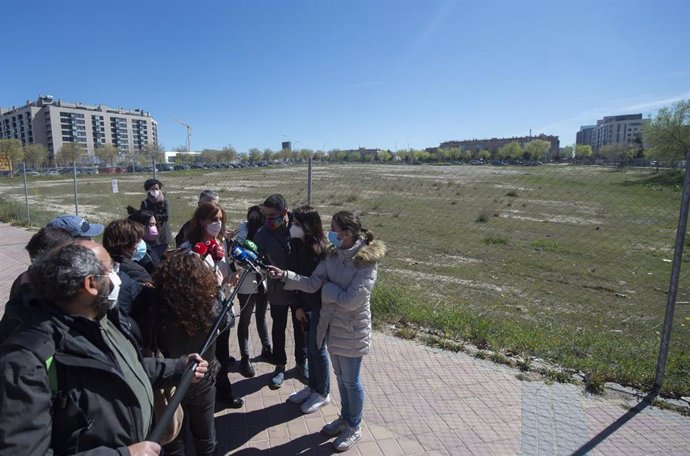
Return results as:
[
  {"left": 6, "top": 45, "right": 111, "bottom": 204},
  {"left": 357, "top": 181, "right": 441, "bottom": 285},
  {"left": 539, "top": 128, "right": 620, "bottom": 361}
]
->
[{"left": 0, "top": 178, "right": 386, "bottom": 454}]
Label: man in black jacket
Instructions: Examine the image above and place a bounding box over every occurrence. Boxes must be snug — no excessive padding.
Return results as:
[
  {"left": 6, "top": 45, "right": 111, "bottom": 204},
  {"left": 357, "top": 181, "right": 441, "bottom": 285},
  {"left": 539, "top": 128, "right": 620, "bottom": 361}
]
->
[
  {"left": 0, "top": 241, "right": 208, "bottom": 455},
  {"left": 254, "top": 194, "right": 306, "bottom": 389}
]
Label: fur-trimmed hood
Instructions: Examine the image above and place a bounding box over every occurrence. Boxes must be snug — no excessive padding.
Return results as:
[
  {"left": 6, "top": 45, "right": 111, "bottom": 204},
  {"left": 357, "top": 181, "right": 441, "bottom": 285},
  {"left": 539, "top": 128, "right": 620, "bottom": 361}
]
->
[
  {"left": 353, "top": 239, "right": 386, "bottom": 267},
  {"left": 328, "top": 239, "right": 386, "bottom": 268}
]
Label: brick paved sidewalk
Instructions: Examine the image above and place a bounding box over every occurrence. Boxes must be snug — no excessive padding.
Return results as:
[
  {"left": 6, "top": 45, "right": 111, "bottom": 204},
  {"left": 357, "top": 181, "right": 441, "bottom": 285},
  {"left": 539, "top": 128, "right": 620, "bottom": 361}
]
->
[{"left": 0, "top": 223, "right": 688, "bottom": 455}]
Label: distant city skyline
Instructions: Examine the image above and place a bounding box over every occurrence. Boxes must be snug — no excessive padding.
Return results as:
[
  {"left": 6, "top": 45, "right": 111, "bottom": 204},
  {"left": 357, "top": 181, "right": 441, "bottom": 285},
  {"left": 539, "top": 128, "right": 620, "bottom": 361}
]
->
[{"left": 1, "top": 0, "right": 687, "bottom": 153}]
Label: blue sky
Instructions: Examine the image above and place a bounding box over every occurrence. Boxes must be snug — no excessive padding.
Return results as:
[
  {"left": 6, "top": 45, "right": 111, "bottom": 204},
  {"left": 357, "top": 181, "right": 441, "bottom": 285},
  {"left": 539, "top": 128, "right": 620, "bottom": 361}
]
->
[{"left": 1, "top": 0, "right": 688, "bottom": 152}]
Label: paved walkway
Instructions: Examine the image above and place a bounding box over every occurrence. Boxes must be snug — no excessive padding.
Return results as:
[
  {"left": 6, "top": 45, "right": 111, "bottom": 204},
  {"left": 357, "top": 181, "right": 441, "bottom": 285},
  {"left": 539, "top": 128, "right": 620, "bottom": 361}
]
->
[{"left": 1, "top": 223, "right": 689, "bottom": 455}]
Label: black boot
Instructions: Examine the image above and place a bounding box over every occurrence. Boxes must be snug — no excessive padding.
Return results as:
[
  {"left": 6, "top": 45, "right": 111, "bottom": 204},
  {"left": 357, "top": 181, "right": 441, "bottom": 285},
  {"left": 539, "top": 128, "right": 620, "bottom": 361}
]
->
[{"left": 240, "top": 356, "right": 256, "bottom": 378}]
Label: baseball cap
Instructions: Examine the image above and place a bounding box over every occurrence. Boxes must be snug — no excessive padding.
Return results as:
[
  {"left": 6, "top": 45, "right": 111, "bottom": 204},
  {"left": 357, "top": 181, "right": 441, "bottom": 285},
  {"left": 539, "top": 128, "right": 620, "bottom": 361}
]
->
[{"left": 46, "top": 215, "right": 104, "bottom": 238}]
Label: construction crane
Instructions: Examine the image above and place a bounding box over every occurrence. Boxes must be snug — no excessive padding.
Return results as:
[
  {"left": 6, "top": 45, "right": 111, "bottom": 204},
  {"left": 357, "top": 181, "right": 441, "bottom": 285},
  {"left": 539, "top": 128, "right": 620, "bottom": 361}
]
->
[{"left": 173, "top": 118, "right": 192, "bottom": 152}]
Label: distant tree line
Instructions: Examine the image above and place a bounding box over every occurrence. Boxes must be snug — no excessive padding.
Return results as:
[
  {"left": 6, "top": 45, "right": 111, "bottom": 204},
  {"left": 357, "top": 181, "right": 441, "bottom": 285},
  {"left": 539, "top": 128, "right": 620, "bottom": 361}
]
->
[{"left": 1, "top": 99, "right": 687, "bottom": 170}]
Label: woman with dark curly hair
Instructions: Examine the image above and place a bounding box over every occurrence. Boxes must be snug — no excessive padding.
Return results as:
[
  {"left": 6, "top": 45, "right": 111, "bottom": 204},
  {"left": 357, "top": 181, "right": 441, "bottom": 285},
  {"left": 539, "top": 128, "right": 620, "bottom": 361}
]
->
[
  {"left": 180, "top": 202, "right": 241, "bottom": 407},
  {"left": 153, "top": 250, "right": 221, "bottom": 456}
]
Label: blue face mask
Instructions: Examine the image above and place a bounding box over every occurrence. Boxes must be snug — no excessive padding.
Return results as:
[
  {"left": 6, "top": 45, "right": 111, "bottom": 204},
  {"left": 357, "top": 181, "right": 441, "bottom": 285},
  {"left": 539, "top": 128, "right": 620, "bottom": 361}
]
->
[
  {"left": 132, "top": 239, "right": 147, "bottom": 261},
  {"left": 328, "top": 231, "right": 342, "bottom": 249}
]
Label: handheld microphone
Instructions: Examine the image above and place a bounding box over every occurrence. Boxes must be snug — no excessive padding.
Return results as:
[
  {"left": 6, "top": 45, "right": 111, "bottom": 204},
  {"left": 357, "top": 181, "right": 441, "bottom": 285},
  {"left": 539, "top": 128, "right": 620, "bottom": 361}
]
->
[
  {"left": 210, "top": 242, "right": 225, "bottom": 262},
  {"left": 192, "top": 242, "right": 208, "bottom": 256},
  {"left": 242, "top": 239, "right": 259, "bottom": 254},
  {"left": 202, "top": 238, "right": 225, "bottom": 262},
  {"left": 230, "top": 244, "right": 269, "bottom": 270}
]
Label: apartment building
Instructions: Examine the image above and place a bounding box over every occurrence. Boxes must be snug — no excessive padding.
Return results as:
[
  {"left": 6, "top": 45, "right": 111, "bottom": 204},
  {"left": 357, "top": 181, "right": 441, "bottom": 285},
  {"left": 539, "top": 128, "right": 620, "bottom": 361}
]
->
[
  {"left": 437, "top": 134, "right": 560, "bottom": 158},
  {"left": 576, "top": 114, "right": 648, "bottom": 154},
  {"left": 0, "top": 95, "right": 158, "bottom": 162}
]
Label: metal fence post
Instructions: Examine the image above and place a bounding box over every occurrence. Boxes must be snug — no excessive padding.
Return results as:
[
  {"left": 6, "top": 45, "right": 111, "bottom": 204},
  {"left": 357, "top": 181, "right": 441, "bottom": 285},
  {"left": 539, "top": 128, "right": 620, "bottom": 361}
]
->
[
  {"left": 72, "top": 160, "right": 79, "bottom": 216},
  {"left": 307, "top": 154, "right": 313, "bottom": 206},
  {"left": 22, "top": 163, "right": 30, "bottom": 224},
  {"left": 653, "top": 151, "right": 690, "bottom": 394}
]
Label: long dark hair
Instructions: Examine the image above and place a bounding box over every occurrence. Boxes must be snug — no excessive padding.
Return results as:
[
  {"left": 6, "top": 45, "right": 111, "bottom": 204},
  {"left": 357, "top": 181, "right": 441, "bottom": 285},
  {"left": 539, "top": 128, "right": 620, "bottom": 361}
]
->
[
  {"left": 246, "top": 205, "right": 263, "bottom": 241},
  {"left": 293, "top": 205, "right": 327, "bottom": 258},
  {"left": 127, "top": 206, "right": 156, "bottom": 228},
  {"left": 332, "top": 210, "right": 374, "bottom": 245},
  {"left": 188, "top": 202, "right": 226, "bottom": 245}
]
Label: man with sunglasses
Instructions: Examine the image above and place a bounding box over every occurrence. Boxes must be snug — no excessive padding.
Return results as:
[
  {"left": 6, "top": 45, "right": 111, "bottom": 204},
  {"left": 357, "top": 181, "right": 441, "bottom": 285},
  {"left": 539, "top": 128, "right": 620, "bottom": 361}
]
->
[{"left": 254, "top": 194, "right": 307, "bottom": 389}]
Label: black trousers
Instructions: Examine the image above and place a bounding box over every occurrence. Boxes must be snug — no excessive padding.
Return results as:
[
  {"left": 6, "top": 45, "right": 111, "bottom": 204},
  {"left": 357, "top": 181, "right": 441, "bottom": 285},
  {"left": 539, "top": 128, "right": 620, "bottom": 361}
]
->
[
  {"left": 215, "top": 328, "right": 235, "bottom": 396},
  {"left": 237, "top": 292, "right": 270, "bottom": 358},
  {"left": 163, "top": 381, "right": 217, "bottom": 456},
  {"left": 270, "top": 304, "right": 307, "bottom": 367}
]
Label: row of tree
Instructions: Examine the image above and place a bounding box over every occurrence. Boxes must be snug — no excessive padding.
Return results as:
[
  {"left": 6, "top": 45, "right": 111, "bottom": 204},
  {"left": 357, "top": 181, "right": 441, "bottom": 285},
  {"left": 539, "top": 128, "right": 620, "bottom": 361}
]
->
[
  {"left": 0, "top": 140, "right": 167, "bottom": 170},
  {"left": 1, "top": 100, "right": 687, "bottom": 169}
]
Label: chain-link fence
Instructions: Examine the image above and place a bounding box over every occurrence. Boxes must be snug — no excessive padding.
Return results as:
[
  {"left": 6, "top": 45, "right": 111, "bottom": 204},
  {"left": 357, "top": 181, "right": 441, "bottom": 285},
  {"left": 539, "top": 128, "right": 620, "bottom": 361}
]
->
[{"left": 1, "top": 161, "right": 688, "bottom": 396}]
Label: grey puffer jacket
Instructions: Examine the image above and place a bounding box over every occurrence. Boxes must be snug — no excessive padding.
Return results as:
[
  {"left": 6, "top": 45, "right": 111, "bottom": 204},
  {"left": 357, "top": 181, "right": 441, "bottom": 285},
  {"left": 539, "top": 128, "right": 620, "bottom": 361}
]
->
[{"left": 282, "top": 239, "right": 386, "bottom": 357}]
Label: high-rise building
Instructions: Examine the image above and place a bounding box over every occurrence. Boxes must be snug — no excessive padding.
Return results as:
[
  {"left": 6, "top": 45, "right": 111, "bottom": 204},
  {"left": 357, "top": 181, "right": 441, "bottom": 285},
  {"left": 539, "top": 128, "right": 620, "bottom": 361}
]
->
[
  {"left": 0, "top": 95, "right": 158, "bottom": 162},
  {"left": 576, "top": 114, "right": 648, "bottom": 154}
]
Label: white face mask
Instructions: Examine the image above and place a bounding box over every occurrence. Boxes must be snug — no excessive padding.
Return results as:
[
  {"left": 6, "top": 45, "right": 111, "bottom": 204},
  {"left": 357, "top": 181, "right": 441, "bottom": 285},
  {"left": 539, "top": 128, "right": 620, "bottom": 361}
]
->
[
  {"left": 289, "top": 224, "right": 304, "bottom": 240},
  {"left": 107, "top": 271, "right": 122, "bottom": 309},
  {"left": 149, "top": 189, "right": 161, "bottom": 198},
  {"left": 206, "top": 221, "right": 222, "bottom": 237}
]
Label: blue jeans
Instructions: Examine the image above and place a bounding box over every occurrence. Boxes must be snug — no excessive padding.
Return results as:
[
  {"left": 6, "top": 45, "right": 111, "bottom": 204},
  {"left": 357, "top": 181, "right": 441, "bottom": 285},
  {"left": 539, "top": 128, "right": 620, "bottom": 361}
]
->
[
  {"left": 330, "top": 354, "right": 364, "bottom": 429},
  {"left": 307, "top": 310, "right": 330, "bottom": 397}
]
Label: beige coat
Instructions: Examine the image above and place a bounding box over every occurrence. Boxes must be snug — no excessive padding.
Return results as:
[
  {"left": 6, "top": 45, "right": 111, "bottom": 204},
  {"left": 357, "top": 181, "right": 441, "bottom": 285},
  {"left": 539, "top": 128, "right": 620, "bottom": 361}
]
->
[{"left": 283, "top": 239, "right": 386, "bottom": 357}]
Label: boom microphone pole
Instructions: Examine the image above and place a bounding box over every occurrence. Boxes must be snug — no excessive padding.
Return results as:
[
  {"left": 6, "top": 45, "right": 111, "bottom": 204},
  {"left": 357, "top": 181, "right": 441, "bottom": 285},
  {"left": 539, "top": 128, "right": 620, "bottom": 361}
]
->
[{"left": 147, "top": 250, "right": 262, "bottom": 443}]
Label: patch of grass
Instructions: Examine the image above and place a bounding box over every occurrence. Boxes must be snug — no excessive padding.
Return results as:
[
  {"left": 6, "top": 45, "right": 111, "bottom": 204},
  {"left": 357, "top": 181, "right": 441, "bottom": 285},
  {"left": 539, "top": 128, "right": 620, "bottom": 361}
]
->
[
  {"left": 542, "top": 369, "right": 576, "bottom": 384},
  {"left": 531, "top": 239, "right": 567, "bottom": 253},
  {"left": 626, "top": 169, "right": 683, "bottom": 188},
  {"left": 483, "top": 237, "right": 508, "bottom": 245},
  {"left": 476, "top": 210, "right": 491, "bottom": 223},
  {"left": 394, "top": 326, "right": 418, "bottom": 340},
  {"left": 424, "top": 335, "right": 464, "bottom": 352},
  {"left": 0, "top": 199, "right": 28, "bottom": 224},
  {"left": 489, "top": 352, "right": 515, "bottom": 367},
  {"left": 506, "top": 189, "right": 519, "bottom": 197},
  {"left": 584, "top": 371, "right": 607, "bottom": 394},
  {"left": 651, "top": 398, "right": 690, "bottom": 417}
]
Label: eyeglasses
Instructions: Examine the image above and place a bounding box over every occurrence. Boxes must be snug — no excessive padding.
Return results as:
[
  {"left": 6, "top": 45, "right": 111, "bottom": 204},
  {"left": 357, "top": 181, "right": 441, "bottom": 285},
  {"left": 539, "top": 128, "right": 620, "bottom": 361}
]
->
[{"left": 91, "top": 262, "right": 119, "bottom": 276}]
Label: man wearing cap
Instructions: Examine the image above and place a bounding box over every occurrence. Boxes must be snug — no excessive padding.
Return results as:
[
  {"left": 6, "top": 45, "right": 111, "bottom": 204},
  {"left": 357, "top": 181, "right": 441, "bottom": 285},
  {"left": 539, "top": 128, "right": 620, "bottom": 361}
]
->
[
  {"left": 141, "top": 179, "right": 172, "bottom": 258},
  {"left": 46, "top": 214, "right": 104, "bottom": 239},
  {"left": 0, "top": 217, "right": 103, "bottom": 343},
  {"left": 0, "top": 241, "right": 208, "bottom": 455}
]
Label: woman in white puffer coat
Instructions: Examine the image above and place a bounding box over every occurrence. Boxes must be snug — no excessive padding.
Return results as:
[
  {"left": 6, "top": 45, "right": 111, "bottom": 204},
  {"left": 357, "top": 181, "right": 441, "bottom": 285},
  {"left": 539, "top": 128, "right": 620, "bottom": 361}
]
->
[{"left": 267, "top": 210, "right": 386, "bottom": 453}]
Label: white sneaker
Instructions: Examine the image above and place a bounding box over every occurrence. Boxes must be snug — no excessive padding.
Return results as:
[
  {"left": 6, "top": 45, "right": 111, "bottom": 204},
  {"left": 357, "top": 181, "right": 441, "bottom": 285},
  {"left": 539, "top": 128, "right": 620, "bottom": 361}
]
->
[
  {"left": 321, "top": 417, "right": 348, "bottom": 437},
  {"left": 333, "top": 425, "right": 361, "bottom": 452},
  {"left": 301, "top": 392, "right": 330, "bottom": 414},
  {"left": 287, "top": 386, "right": 312, "bottom": 404}
]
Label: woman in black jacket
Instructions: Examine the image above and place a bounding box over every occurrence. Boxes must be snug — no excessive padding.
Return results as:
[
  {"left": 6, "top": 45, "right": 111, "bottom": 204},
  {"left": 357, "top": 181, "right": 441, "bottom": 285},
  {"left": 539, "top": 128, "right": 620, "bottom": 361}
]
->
[
  {"left": 103, "top": 218, "right": 153, "bottom": 285},
  {"left": 153, "top": 250, "right": 224, "bottom": 456},
  {"left": 285, "top": 205, "right": 331, "bottom": 414},
  {"left": 141, "top": 179, "right": 172, "bottom": 258}
]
